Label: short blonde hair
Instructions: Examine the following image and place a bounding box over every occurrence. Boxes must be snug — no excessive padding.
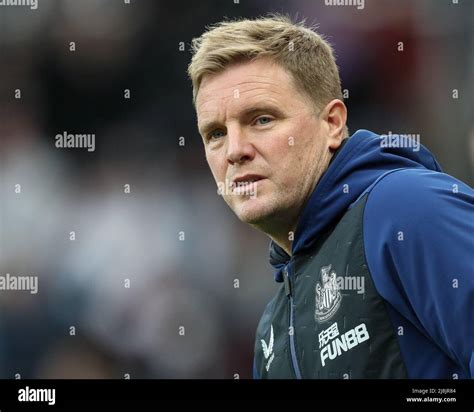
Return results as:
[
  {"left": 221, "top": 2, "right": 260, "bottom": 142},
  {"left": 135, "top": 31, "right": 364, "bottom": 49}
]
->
[{"left": 188, "top": 14, "right": 344, "bottom": 116}]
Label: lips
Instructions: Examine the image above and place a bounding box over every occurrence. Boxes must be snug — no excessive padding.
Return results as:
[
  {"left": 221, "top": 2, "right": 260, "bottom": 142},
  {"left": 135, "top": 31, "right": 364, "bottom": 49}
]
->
[
  {"left": 232, "top": 174, "right": 265, "bottom": 185},
  {"left": 230, "top": 174, "right": 266, "bottom": 196}
]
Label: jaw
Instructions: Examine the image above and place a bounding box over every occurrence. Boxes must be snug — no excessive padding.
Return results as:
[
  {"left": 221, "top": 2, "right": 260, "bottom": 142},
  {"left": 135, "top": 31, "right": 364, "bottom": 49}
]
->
[
  {"left": 229, "top": 190, "right": 298, "bottom": 237},
  {"left": 228, "top": 194, "right": 270, "bottom": 224}
]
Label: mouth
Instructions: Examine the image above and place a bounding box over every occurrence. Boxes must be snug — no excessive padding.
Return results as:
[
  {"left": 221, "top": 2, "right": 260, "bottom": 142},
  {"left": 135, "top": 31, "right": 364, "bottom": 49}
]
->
[
  {"left": 231, "top": 174, "right": 266, "bottom": 195},
  {"left": 232, "top": 174, "right": 265, "bottom": 185}
]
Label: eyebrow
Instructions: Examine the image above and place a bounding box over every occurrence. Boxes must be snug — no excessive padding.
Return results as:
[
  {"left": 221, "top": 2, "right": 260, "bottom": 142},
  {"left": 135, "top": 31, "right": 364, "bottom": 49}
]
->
[{"left": 198, "top": 104, "right": 284, "bottom": 137}]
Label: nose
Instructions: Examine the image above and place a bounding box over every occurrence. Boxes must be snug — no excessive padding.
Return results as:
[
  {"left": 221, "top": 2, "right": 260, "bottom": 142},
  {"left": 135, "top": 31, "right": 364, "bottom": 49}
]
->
[{"left": 226, "top": 126, "right": 256, "bottom": 165}]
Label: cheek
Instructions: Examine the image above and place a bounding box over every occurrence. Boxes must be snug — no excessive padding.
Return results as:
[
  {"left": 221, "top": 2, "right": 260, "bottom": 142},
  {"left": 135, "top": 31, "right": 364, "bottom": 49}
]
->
[
  {"left": 271, "top": 127, "right": 318, "bottom": 180},
  {"left": 293, "top": 125, "right": 322, "bottom": 161},
  {"left": 264, "top": 131, "right": 295, "bottom": 159},
  {"left": 206, "top": 151, "right": 227, "bottom": 182},
  {"left": 266, "top": 127, "right": 310, "bottom": 167}
]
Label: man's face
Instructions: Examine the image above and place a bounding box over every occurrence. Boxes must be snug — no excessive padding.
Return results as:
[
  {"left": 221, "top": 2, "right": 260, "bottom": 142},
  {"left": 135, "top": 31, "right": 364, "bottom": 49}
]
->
[{"left": 196, "top": 58, "right": 332, "bottom": 233}]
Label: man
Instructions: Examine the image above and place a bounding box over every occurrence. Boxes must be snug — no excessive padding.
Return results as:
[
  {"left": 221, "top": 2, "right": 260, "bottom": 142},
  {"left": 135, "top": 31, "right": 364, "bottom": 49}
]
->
[{"left": 187, "top": 15, "right": 474, "bottom": 379}]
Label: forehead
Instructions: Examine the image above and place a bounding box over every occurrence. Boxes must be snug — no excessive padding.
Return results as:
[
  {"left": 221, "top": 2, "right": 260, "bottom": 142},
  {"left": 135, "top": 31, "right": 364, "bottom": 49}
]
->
[{"left": 196, "top": 59, "right": 299, "bottom": 122}]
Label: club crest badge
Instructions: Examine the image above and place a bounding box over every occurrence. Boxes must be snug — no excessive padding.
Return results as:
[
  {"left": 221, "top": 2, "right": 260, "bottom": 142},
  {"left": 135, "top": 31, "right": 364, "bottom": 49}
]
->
[{"left": 315, "top": 265, "right": 342, "bottom": 323}]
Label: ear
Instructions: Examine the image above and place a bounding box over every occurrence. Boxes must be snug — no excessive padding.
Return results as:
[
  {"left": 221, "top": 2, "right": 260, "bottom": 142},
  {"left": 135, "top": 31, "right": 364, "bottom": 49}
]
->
[{"left": 321, "top": 99, "right": 347, "bottom": 150}]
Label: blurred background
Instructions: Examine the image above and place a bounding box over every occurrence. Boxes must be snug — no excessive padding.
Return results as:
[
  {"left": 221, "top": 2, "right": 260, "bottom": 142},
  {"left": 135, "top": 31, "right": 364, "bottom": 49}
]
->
[{"left": 0, "top": 0, "right": 472, "bottom": 379}]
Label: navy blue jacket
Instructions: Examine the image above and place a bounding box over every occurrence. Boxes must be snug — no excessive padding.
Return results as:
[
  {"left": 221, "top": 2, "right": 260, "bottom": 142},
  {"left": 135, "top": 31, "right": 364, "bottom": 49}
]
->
[{"left": 255, "top": 129, "right": 473, "bottom": 379}]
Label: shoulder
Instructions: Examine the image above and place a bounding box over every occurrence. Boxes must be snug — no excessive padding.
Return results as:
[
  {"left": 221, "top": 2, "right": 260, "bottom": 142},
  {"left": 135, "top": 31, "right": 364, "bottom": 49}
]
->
[
  {"left": 364, "top": 168, "right": 473, "bottom": 226},
  {"left": 362, "top": 167, "right": 473, "bottom": 303}
]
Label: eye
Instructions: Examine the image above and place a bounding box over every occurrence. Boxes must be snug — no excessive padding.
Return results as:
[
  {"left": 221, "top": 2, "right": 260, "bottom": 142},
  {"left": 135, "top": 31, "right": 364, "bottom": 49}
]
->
[
  {"left": 208, "top": 129, "right": 226, "bottom": 140},
  {"left": 255, "top": 116, "right": 273, "bottom": 125}
]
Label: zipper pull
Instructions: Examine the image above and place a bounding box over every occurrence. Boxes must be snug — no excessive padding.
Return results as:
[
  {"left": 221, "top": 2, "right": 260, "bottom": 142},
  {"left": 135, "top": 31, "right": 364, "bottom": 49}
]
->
[{"left": 283, "top": 268, "right": 292, "bottom": 297}]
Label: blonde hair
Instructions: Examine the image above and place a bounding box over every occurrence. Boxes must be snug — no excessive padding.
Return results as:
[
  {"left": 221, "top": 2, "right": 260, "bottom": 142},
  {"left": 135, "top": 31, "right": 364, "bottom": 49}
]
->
[{"left": 188, "top": 14, "right": 344, "bottom": 117}]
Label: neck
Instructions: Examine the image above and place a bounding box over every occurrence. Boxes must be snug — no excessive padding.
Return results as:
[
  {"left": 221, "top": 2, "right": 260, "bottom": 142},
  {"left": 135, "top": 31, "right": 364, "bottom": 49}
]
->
[
  {"left": 269, "top": 230, "right": 294, "bottom": 257},
  {"left": 251, "top": 216, "right": 297, "bottom": 257},
  {"left": 257, "top": 189, "right": 313, "bottom": 257},
  {"left": 263, "top": 149, "right": 336, "bottom": 257}
]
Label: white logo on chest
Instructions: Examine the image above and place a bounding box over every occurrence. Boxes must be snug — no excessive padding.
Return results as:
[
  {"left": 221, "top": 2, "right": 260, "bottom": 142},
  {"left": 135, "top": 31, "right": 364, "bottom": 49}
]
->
[{"left": 261, "top": 325, "right": 275, "bottom": 372}]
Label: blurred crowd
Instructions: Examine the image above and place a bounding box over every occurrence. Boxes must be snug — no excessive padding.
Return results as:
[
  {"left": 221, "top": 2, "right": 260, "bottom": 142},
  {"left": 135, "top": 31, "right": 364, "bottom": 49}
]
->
[{"left": 0, "top": 0, "right": 472, "bottom": 378}]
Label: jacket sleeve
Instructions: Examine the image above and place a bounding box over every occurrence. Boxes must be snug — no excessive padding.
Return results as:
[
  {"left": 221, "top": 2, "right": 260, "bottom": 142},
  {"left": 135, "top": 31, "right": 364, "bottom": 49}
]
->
[{"left": 364, "top": 168, "right": 474, "bottom": 377}]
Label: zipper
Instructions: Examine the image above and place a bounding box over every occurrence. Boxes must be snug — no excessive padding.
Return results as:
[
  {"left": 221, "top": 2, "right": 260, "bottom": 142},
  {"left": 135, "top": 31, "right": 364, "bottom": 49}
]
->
[{"left": 283, "top": 264, "right": 303, "bottom": 379}]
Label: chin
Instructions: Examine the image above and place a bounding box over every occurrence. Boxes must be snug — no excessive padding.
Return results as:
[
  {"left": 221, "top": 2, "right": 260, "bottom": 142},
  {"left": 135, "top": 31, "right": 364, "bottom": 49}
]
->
[{"left": 232, "top": 196, "right": 276, "bottom": 225}]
